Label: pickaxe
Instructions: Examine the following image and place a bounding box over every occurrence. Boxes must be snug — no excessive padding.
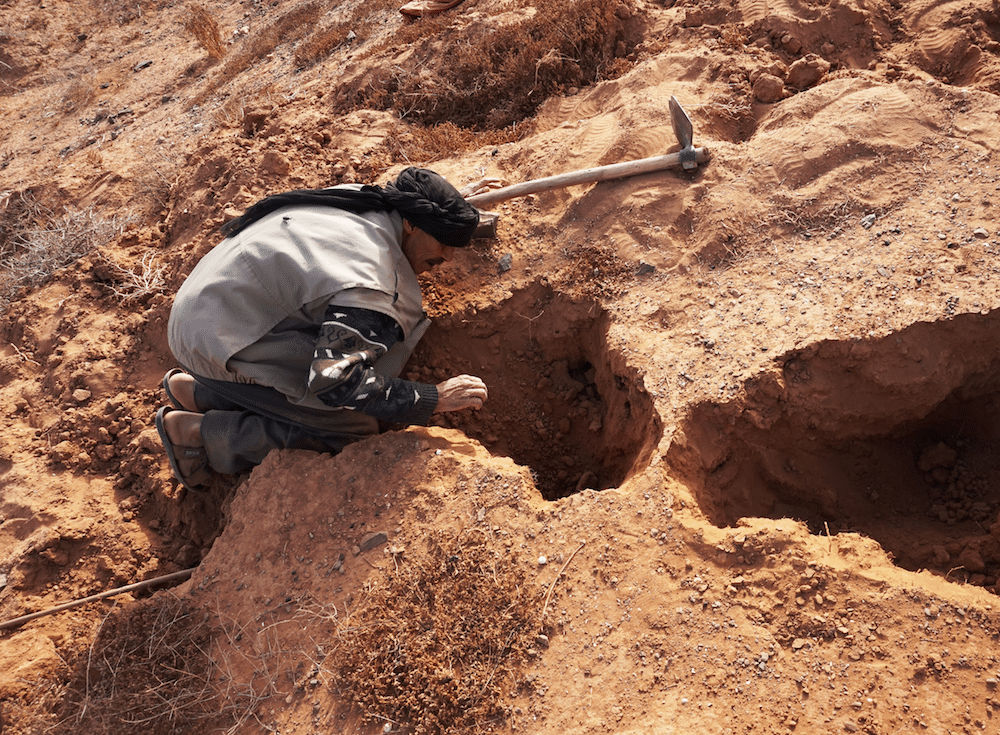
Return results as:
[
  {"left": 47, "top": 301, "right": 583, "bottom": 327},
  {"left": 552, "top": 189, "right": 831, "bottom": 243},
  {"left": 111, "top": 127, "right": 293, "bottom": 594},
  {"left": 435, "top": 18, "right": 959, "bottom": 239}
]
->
[{"left": 464, "top": 96, "right": 710, "bottom": 239}]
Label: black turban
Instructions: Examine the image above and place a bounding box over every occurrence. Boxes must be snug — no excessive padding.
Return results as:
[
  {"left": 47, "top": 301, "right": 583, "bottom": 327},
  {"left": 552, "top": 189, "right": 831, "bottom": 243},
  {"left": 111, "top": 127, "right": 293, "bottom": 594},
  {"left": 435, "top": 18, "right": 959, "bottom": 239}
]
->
[{"left": 218, "top": 167, "right": 479, "bottom": 248}]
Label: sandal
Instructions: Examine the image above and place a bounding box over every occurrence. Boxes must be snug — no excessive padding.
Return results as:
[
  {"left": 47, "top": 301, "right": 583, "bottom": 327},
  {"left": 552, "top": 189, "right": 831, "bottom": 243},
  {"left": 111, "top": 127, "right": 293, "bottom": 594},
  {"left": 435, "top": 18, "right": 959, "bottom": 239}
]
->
[
  {"left": 399, "top": 0, "right": 465, "bottom": 17},
  {"left": 154, "top": 406, "right": 211, "bottom": 491},
  {"left": 163, "top": 368, "right": 202, "bottom": 411},
  {"left": 162, "top": 368, "right": 186, "bottom": 410}
]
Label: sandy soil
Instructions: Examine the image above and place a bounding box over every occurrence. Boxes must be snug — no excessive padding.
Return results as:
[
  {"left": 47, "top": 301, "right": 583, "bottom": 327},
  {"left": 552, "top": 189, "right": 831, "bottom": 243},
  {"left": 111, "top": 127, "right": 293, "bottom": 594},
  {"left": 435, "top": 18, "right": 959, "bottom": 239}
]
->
[{"left": 2, "top": 0, "right": 1000, "bottom": 732}]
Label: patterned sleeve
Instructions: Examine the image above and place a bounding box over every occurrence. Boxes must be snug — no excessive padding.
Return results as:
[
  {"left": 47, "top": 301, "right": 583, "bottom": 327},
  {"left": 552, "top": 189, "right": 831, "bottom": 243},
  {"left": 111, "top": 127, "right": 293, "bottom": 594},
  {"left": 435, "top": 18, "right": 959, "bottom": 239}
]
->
[{"left": 307, "top": 305, "right": 438, "bottom": 424}]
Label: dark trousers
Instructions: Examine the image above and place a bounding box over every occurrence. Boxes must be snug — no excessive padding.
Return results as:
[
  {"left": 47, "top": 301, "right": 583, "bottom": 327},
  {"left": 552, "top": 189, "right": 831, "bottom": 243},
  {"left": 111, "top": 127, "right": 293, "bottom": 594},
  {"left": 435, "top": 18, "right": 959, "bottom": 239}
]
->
[
  {"left": 185, "top": 318, "right": 427, "bottom": 475},
  {"left": 191, "top": 375, "right": 379, "bottom": 475}
]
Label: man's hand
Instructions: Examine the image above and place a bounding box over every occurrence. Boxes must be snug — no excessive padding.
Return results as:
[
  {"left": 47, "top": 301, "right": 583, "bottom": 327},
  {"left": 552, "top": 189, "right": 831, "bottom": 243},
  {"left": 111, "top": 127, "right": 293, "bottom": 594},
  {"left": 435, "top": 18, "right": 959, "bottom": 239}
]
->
[{"left": 434, "top": 374, "right": 488, "bottom": 412}]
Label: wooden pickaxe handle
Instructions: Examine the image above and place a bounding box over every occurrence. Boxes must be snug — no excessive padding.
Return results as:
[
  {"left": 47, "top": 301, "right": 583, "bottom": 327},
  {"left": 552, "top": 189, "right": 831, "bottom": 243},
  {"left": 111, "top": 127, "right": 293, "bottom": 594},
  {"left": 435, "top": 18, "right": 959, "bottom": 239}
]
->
[{"left": 466, "top": 146, "right": 711, "bottom": 209}]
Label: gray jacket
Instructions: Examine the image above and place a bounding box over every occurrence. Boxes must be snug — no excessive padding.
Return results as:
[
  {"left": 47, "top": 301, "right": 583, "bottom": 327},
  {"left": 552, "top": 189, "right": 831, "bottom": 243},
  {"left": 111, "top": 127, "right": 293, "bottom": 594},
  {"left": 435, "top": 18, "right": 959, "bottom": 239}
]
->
[{"left": 168, "top": 198, "right": 427, "bottom": 408}]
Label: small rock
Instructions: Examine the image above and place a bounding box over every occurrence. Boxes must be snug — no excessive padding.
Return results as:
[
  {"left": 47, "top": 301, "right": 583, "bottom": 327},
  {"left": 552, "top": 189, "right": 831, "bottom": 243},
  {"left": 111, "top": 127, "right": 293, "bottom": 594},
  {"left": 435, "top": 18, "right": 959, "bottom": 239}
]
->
[
  {"left": 498, "top": 253, "right": 513, "bottom": 273},
  {"left": 861, "top": 213, "right": 876, "bottom": 229},
  {"left": 52, "top": 441, "right": 76, "bottom": 463},
  {"left": 134, "top": 60, "right": 153, "bottom": 71},
  {"left": 359, "top": 531, "right": 388, "bottom": 552},
  {"left": 786, "top": 55, "right": 831, "bottom": 90},
  {"left": 792, "top": 638, "right": 807, "bottom": 650},
  {"left": 986, "top": 678, "right": 998, "bottom": 688},
  {"left": 535, "top": 634, "right": 550, "bottom": 648},
  {"left": 957, "top": 546, "right": 986, "bottom": 573},
  {"left": 0, "top": 573, "right": 7, "bottom": 590},
  {"left": 261, "top": 151, "right": 290, "bottom": 175},
  {"left": 72, "top": 388, "right": 92, "bottom": 404},
  {"left": 780, "top": 33, "right": 802, "bottom": 54},
  {"left": 636, "top": 261, "right": 655, "bottom": 275},
  {"left": 753, "top": 73, "right": 785, "bottom": 103},
  {"left": 136, "top": 429, "right": 161, "bottom": 453},
  {"left": 973, "top": 227, "right": 990, "bottom": 239},
  {"left": 538, "top": 555, "right": 548, "bottom": 566}
]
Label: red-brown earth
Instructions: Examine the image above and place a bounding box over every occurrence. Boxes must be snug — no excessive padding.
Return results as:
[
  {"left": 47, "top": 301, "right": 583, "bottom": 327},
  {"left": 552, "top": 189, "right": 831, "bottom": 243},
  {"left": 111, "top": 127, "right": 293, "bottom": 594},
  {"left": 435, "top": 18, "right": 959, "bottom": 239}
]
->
[{"left": 3, "top": 0, "right": 1000, "bottom": 732}]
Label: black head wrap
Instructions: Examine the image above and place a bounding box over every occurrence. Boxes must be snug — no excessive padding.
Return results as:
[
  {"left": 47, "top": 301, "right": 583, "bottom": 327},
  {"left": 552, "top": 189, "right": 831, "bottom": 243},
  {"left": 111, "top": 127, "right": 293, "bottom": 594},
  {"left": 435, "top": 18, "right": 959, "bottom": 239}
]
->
[
  {"left": 218, "top": 167, "right": 479, "bottom": 247},
  {"left": 381, "top": 168, "right": 480, "bottom": 248}
]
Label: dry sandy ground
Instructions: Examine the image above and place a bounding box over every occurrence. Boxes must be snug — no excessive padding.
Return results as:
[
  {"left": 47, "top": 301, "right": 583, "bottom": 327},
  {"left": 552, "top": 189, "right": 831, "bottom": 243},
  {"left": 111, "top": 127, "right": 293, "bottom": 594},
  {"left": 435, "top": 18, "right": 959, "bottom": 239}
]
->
[{"left": 2, "top": 0, "right": 1000, "bottom": 732}]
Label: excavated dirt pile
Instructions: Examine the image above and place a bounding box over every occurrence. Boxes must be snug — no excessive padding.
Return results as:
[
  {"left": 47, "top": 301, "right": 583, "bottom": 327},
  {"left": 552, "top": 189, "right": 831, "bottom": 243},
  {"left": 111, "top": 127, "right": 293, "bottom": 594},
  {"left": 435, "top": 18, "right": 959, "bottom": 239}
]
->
[{"left": 3, "top": 0, "right": 1000, "bottom": 733}]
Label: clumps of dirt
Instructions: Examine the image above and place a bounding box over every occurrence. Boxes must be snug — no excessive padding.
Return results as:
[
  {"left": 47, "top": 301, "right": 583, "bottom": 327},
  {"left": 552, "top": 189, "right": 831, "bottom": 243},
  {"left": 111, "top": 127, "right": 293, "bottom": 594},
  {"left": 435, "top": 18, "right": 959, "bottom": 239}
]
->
[
  {"left": 55, "top": 594, "right": 230, "bottom": 735},
  {"left": 408, "top": 284, "right": 660, "bottom": 499},
  {"left": 918, "top": 442, "right": 993, "bottom": 526},
  {"left": 327, "top": 532, "right": 539, "bottom": 735},
  {"left": 335, "top": 0, "right": 643, "bottom": 129}
]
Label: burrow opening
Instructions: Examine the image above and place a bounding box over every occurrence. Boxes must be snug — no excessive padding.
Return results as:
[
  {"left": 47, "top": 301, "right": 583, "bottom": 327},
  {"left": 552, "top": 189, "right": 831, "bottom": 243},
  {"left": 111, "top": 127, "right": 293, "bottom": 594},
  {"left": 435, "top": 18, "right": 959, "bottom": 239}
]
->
[
  {"left": 667, "top": 310, "right": 1000, "bottom": 592},
  {"left": 406, "top": 284, "right": 660, "bottom": 500}
]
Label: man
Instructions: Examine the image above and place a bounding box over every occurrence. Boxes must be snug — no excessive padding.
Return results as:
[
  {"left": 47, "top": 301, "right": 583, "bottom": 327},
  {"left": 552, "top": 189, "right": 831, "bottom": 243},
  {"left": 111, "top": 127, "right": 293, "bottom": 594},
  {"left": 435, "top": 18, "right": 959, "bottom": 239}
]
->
[{"left": 156, "top": 167, "right": 489, "bottom": 491}]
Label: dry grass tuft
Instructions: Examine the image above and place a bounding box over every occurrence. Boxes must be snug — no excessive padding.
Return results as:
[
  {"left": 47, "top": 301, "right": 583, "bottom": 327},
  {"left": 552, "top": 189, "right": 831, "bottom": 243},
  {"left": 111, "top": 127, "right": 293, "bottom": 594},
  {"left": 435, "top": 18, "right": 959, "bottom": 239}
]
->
[
  {"left": 387, "top": 121, "right": 513, "bottom": 165},
  {"left": 0, "top": 190, "right": 134, "bottom": 311},
  {"left": 55, "top": 595, "right": 229, "bottom": 735},
  {"left": 184, "top": 3, "right": 227, "bottom": 60},
  {"left": 336, "top": 0, "right": 643, "bottom": 129},
  {"left": 327, "top": 532, "right": 540, "bottom": 734},
  {"left": 294, "top": 18, "right": 356, "bottom": 68}
]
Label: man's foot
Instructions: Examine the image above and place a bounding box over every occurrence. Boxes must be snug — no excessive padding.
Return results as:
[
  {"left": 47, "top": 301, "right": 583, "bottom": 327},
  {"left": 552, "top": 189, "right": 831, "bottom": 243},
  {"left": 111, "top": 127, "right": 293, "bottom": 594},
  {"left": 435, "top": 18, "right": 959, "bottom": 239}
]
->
[
  {"left": 163, "top": 369, "right": 200, "bottom": 412},
  {"left": 155, "top": 407, "right": 211, "bottom": 491}
]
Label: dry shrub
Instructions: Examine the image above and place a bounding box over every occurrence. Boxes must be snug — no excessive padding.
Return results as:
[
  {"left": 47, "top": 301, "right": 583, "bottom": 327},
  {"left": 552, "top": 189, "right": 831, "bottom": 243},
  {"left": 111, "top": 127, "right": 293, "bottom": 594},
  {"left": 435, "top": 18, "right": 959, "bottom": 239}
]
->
[
  {"left": 383, "top": 121, "right": 513, "bottom": 166},
  {"left": 96, "top": 250, "right": 167, "bottom": 303},
  {"left": 328, "top": 532, "right": 540, "bottom": 734},
  {"left": 55, "top": 595, "right": 229, "bottom": 735},
  {"left": 198, "top": 1, "right": 324, "bottom": 104},
  {"left": 0, "top": 190, "right": 134, "bottom": 311},
  {"left": 294, "top": 18, "right": 357, "bottom": 68},
  {"left": 184, "top": 3, "right": 226, "bottom": 60},
  {"left": 337, "top": 0, "right": 642, "bottom": 129}
]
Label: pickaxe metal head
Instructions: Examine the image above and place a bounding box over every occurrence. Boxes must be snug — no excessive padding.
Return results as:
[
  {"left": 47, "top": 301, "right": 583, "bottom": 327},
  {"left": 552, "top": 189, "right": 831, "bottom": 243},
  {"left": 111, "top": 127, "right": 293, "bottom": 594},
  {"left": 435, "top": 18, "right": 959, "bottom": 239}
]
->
[{"left": 669, "top": 95, "right": 698, "bottom": 171}]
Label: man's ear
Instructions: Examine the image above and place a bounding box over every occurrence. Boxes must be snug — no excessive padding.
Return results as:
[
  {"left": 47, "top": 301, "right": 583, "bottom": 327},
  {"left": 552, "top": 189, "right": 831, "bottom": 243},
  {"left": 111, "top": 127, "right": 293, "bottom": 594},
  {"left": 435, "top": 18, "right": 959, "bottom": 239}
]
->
[{"left": 401, "top": 218, "right": 414, "bottom": 236}]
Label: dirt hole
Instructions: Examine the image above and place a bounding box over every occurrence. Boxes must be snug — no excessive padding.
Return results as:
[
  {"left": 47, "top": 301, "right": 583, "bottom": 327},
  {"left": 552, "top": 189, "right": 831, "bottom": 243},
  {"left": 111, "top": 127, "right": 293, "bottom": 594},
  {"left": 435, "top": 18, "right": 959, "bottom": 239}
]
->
[
  {"left": 667, "top": 311, "right": 1000, "bottom": 592},
  {"left": 407, "top": 284, "right": 659, "bottom": 500}
]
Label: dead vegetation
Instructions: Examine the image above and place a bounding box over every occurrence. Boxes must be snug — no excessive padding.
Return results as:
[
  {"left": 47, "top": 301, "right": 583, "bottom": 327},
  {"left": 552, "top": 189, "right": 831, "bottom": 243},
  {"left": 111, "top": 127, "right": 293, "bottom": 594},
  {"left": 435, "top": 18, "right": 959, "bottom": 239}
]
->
[
  {"left": 54, "top": 595, "right": 229, "bottom": 735},
  {"left": 95, "top": 250, "right": 167, "bottom": 303},
  {"left": 334, "top": 0, "right": 643, "bottom": 129},
  {"left": 326, "top": 532, "right": 540, "bottom": 734},
  {"left": 184, "top": 3, "right": 227, "bottom": 60},
  {"left": 0, "top": 190, "right": 133, "bottom": 311}
]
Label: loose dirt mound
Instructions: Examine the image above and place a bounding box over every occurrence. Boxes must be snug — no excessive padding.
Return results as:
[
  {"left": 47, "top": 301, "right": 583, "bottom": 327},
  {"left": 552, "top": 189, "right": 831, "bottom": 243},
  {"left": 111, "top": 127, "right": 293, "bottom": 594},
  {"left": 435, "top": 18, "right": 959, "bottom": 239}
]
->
[{"left": 3, "top": 0, "right": 1000, "bottom": 733}]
